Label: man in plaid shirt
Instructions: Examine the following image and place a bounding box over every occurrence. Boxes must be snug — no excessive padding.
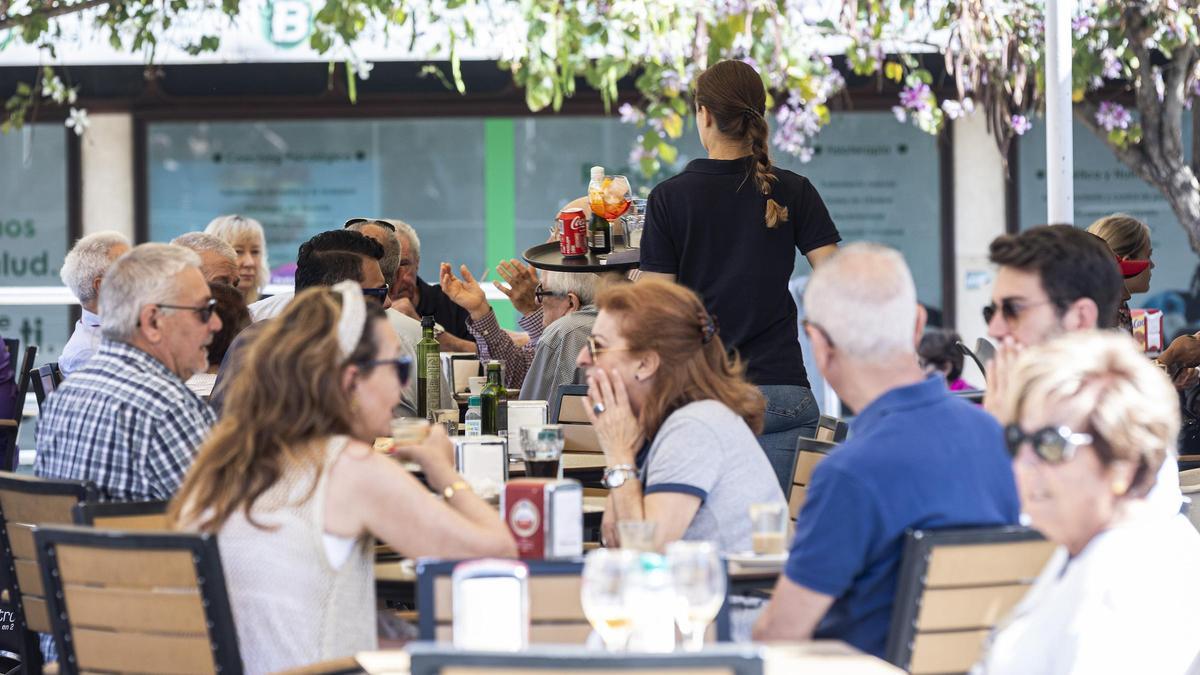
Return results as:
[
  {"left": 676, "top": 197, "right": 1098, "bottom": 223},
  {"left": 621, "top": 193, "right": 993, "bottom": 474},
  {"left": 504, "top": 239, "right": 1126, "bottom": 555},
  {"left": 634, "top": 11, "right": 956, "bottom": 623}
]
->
[{"left": 36, "top": 243, "right": 221, "bottom": 501}]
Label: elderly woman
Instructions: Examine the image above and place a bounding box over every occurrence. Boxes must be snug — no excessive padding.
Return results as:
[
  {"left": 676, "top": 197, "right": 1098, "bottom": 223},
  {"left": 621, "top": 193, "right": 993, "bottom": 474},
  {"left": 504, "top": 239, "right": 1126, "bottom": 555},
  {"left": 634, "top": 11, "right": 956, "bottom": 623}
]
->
[
  {"left": 205, "top": 214, "right": 270, "bottom": 304},
  {"left": 171, "top": 281, "right": 515, "bottom": 674},
  {"left": 578, "top": 278, "right": 785, "bottom": 554},
  {"left": 974, "top": 331, "right": 1200, "bottom": 674}
]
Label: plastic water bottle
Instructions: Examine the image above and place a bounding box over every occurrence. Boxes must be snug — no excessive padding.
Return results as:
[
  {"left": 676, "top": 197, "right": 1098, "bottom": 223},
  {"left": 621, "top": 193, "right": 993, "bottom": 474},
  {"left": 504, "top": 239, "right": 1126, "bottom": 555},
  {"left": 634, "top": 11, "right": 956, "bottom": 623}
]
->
[{"left": 465, "top": 396, "right": 482, "bottom": 437}]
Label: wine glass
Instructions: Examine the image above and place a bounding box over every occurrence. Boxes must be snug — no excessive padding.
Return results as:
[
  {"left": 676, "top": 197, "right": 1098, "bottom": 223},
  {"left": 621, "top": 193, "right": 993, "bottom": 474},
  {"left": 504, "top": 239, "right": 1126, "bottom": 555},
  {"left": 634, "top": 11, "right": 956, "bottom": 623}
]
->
[
  {"left": 588, "top": 174, "right": 633, "bottom": 242},
  {"left": 581, "top": 548, "right": 639, "bottom": 651},
  {"left": 666, "top": 541, "right": 726, "bottom": 652}
]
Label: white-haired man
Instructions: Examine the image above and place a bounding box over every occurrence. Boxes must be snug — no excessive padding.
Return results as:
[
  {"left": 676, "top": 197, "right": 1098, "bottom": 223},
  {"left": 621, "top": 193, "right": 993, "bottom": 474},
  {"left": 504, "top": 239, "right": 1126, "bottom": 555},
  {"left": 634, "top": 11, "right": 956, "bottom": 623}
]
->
[
  {"left": 36, "top": 243, "right": 221, "bottom": 501},
  {"left": 58, "top": 231, "right": 131, "bottom": 374},
  {"left": 753, "top": 243, "right": 1019, "bottom": 657},
  {"left": 384, "top": 218, "right": 472, "bottom": 341},
  {"left": 170, "top": 231, "right": 240, "bottom": 287}
]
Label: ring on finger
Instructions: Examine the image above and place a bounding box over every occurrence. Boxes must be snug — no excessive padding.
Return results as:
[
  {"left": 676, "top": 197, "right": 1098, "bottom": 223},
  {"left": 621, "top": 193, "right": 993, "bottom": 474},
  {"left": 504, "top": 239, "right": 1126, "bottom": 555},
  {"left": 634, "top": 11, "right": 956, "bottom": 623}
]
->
[{"left": 593, "top": 402, "right": 606, "bottom": 415}]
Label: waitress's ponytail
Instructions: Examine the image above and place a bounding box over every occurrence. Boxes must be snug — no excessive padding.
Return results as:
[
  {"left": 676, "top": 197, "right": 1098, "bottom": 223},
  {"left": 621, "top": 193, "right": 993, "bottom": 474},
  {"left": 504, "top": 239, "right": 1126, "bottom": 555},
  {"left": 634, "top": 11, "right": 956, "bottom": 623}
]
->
[{"left": 746, "top": 111, "right": 786, "bottom": 228}]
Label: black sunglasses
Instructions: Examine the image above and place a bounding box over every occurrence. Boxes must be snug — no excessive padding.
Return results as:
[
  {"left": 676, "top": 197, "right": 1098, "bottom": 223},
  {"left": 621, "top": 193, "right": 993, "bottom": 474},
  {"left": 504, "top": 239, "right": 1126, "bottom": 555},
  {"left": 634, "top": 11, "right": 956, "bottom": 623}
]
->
[
  {"left": 157, "top": 298, "right": 218, "bottom": 323},
  {"left": 344, "top": 218, "right": 396, "bottom": 232},
  {"left": 983, "top": 299, "right": 1054, "bottom": 324},
  {"left": 361, "top": 284, "right": 390, "bottom": 303},
  {"left": 1003, "top": 424, "right": 1094, "bottom": 463},
  {"left": 535, "top": 284, "right": 568, "bottom": 305},
  {"left": 359, "top": 356, "right": 413, "bottom": 386}
]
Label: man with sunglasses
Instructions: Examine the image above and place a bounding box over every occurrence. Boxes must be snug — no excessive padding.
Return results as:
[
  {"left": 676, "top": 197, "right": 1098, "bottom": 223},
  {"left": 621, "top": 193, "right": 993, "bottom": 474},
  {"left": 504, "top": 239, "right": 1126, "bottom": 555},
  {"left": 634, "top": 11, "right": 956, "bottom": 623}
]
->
[{"left": 36, "top": 244, "right": 221, "bottom": 503}]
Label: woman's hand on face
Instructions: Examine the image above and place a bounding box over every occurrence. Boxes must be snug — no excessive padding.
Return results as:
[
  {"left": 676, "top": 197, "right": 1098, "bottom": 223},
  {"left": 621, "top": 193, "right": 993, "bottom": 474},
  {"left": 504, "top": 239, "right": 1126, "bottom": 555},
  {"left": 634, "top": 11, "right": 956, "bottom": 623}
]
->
[
  {"left": 390, "top": 424, "right": 455, "bottom": 470},
  {"left": 583, "top": 367, "right": 643, "bottom": 465}
]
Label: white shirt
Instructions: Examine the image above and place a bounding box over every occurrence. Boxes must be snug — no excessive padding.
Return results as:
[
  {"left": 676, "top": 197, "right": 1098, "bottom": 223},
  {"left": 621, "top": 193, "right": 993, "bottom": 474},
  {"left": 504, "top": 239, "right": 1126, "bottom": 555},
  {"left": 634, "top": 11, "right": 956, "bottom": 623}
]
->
[
  {"left": 59, "top": 307, "right": 103, "bottom": 375},
  {"left": 248, "top": 293, "right": 295, "bottom": 322},
  {"left": 974, "top": 511, "right": 1200, "bottom": 675}
]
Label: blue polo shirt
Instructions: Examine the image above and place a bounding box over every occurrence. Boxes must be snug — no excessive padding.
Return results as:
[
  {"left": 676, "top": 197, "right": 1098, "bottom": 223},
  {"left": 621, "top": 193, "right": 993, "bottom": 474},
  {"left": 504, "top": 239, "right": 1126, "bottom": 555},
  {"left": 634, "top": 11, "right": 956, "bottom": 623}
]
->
[{"left": 785, "top": 375, "right": 1019, "bottom": 658}]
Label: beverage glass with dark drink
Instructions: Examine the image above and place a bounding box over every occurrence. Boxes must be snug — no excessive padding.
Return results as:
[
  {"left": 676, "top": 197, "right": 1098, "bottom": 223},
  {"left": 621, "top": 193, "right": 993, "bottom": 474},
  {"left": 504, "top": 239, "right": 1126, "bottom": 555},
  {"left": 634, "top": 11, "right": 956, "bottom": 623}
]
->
[{"left": 520, "top": 424, "right": 564, "bottom": 479}]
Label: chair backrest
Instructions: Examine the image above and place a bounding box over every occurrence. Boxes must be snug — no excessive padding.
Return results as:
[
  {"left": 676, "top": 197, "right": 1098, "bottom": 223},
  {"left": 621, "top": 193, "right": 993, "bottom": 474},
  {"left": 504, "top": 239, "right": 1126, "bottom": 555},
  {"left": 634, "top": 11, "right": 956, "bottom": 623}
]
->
[
  {"left": 405, "top": 643, "right": 764, "bottom": 675},
  {"left": 550, "top": 385, "right": 602, "bottom": 454},
  {"left": 885, "top": 526, "right": 1055, "bottom": 674},
  {"left": 814, "top": 415, "right": 848, "bottom": 443},
  {"left": 788, "top": 438, "right": 835, "bottom": 520},
  {"left": 33, "top": 525, "right": 243, "bottom": 675},
  {"left": 0, "top": 344, "right": 36, "bottom": 473},
  {"left": 0, "top": 472, "right": 96, "bottom": 669},
  {"left": 73, "top": 499, "right": 170, "bottom": 531},
  {"left": 30, "top": 363, "right": 60, "bottom": 409},
  {"left": 445, "top": 354, "right": 481, "bottom": 395}
]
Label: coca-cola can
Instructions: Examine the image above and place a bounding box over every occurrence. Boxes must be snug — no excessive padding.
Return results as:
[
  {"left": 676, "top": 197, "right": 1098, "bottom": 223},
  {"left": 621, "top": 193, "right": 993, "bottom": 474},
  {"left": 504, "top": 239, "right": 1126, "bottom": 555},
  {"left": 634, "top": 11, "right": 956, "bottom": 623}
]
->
[{"left": 557, "top": 208, "right": 588, "bottom": 258}]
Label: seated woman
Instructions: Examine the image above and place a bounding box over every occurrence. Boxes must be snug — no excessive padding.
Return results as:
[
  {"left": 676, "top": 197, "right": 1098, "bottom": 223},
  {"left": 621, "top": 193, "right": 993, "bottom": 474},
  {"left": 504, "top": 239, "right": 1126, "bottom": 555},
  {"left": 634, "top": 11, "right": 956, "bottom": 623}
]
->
[
  {"left": 578, "top": 279, "right": 785, "bottom": 554},
  {"left": 918, "top": 328, "right": 974, "bottom": 392},
  {"left": 171, "top": 281, "right": 516, "bottom": 675},
  {"left": 974, "top": 331, "right": 1200, "bottom": 674},
  {"left": 186, "top": 281, "right": 251, "bottom": 397}
]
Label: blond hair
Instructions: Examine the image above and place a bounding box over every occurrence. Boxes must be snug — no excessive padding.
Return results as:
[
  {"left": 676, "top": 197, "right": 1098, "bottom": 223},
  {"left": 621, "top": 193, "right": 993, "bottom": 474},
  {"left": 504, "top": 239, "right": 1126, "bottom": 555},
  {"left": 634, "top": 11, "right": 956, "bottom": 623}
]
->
[
  {"left": 1003, "top": 331, "right": 1179, "bottom": 497},
  {"left": 204, "top": 214, "right": 271, "bottom": 294},
  {"left": 1087, "top": 213, "right": 1151, "bottom": 259}
]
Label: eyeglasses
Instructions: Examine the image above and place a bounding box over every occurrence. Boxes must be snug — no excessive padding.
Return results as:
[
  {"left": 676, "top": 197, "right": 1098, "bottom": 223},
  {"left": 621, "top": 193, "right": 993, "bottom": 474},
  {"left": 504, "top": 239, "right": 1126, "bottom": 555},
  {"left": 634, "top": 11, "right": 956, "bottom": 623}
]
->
[
  {"left": 344, "top": 218, "right": 396, "bottom": 232},
  {"left": 535, "top": 284, "right": 568, "bottom": 305},
  {"left": 358, "top": 356, "right": 413, "bottom": 386},
  {"left": 361, "top": 284, "right": 390, "bottom": 303},
  {"left": 802, "top": 319, "right": 835, "bottom": 349},
  {"left": 585, "top": 335, "right": 631, "bottom": 360},
  {"left": 1003, "top": 424, "right": 1094, "bottom": 463},
  {"left": 983, "top": 299, "right": 1054, "bottom": 325},
  {"left": 157, "top": 298, "right": 218, "bottom": 323}
]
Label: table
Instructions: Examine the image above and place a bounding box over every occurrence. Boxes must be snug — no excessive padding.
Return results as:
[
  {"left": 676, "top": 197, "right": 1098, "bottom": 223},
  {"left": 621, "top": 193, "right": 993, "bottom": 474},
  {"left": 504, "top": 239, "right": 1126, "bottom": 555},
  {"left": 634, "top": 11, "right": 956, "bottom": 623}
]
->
[{"left": 382, "top": 449, "right": 609, "bottom": 486}]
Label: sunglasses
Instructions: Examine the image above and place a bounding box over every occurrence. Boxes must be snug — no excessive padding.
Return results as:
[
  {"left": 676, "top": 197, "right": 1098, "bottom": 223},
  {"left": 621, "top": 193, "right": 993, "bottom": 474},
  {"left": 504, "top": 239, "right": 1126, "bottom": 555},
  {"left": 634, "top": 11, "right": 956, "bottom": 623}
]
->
[
  {"left": 157, "top": 298, "right": 218, "bottom": 323},
  {"left": 361, "top": 285, "right": 390, "bottom": 303},
  {"left": 1003, "top": 424, "right": 1094, "bottom": 463},
  {"left": 982, "top": 299, "right": 1054, "bottom": 324},
  {"left": 359, "top": 356, "right": 413, "bottom": 386},
  {"left": 344, "top": 218, "right": 396, "bottom": 232},
  {"left": 535, "top": 284, "right": 568, "bottom": 305}
]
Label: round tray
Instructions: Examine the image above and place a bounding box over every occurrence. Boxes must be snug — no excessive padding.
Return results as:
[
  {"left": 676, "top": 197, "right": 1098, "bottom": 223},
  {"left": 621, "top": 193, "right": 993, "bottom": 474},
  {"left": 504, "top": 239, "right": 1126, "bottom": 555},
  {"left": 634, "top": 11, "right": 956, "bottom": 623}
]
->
[{"left": 523, "top": 241, "right": 640, "bottom": 273}]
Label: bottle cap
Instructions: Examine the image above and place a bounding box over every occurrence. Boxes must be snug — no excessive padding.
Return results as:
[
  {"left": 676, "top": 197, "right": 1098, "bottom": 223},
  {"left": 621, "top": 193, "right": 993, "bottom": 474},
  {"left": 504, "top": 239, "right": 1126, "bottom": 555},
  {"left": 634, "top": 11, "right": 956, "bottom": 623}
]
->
[
  {"left": 468, "top": 395, "right": 481, "bottom": 406},
  {"left": 421, "top": 315, "right": 435, "bottom": 328},
  {"left": 590, "top": 165, "right": 605, "bottom": 180}
]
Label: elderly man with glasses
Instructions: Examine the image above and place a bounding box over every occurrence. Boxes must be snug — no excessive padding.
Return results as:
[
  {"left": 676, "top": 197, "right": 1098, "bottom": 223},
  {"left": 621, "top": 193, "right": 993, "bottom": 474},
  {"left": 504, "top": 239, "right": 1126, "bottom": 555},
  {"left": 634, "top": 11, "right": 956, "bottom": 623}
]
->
[{"left": 440, "top": 262, "right": 599, "bottom": 400}]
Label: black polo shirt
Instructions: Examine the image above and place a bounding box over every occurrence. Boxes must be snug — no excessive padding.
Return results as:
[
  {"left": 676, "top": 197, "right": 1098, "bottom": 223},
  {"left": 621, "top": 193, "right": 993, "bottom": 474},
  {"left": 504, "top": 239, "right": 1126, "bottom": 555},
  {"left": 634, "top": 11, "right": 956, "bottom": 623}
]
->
[
  {"left": 416, "top": 276, "right": 472, "bottom": 340},
  {"left": 640, "top": 157, "right": 840, "bottom": 388}
]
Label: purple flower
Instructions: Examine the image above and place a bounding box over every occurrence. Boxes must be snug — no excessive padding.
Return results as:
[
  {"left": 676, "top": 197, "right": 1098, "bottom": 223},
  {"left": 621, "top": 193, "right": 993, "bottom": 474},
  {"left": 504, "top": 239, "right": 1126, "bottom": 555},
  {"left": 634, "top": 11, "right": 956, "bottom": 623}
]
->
[
  {"left": 1095, "top": 101, "right": 1132, "bottom": 131},
  {"left": 892, "top": 105, "right": 908, "bottom": 122},
  {"left": 1011, "top": 114, "right": 1032, "bottom": 135},
  {"left": 1072, "top": 15, "right": 1095, "bottom": 33},
  {"left": 618, "top": 103, "right": 644, "bottom": 125},
  {"left": 1101, "top": 49, "right": 1122, "bottom": 79},
  {"left": 899, "top": 83, "right": 932, "bottom": 112}
]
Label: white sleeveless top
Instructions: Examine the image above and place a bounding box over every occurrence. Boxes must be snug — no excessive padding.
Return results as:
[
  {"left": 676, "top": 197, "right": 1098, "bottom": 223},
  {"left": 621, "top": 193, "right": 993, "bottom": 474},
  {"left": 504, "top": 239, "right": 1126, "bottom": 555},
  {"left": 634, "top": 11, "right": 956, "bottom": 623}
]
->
[{"left": 215, "top": 435, "right": 376, "bottom": 675}]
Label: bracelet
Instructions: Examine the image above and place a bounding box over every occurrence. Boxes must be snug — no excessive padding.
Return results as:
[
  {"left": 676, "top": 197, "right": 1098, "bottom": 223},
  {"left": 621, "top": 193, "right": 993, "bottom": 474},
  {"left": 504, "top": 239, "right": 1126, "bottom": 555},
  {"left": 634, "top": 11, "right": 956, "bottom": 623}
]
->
[{"left": 442, "top": 479, "right": 471, "bottom": 500}]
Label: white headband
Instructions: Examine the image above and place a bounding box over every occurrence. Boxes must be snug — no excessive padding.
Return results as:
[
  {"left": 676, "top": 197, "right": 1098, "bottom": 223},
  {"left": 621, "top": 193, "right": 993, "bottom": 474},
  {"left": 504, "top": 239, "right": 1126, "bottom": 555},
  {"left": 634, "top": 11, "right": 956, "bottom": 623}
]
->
[{"left": 332, "top": 280, "right": 366, "bottom": 360}]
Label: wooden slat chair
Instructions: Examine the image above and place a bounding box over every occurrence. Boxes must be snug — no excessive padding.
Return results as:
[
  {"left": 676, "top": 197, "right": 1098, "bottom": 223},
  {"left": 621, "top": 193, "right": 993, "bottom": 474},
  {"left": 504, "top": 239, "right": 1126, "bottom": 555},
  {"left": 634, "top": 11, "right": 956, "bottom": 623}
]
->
[
  {"left": 787, "top": 438, "right": 835, "bottom": 522},
  {"left": 884, "top": 526, "right": 1055, "bottom": 675},
  {"left": 29, "top": 363, "right": 62, "bottom": 410},
  {"left": 0, "top": 343, "right": 36, "bottom": 473},
  {"left": 417, "top": 559, "right": 733, "bottom": 645},
  {"left": 405, "top": 642, "right": 764, "bottom": 675},
  {"left": 73, "top": 500, "right": 170, "bottom": 531},
  {"left": 33, "top": 525, "right": 243, "bottom": 675},
  {"left": 0, "top": 473, "right": 96, "bottom": 672},
  {"left": 550, "top": 384, "right": 602, "bottom": 454},
  {"left": 814, "top": 415, "right": 848, "bottom": 443}
]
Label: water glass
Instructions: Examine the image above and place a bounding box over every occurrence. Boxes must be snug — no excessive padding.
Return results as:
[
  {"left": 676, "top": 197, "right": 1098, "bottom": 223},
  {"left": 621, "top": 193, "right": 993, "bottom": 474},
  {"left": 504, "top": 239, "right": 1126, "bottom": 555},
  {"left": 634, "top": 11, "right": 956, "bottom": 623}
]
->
[
  {"left": 749, "top": 502, "right": 788, "bottom": 555},
  {"left": 520, "top": 424, "right": 564, "bottom": 479},
  {"left": 666, "top": 541, "right": 726, "bottom": 652},
  {"left": 618, "top": 520, "right": 657, "bottom": 553},
  {"left": 580, "top": 548, "right": 640, "bottom": 651},
  {"left": 391, "top": 418, "right": 431, "bottom": 446}
]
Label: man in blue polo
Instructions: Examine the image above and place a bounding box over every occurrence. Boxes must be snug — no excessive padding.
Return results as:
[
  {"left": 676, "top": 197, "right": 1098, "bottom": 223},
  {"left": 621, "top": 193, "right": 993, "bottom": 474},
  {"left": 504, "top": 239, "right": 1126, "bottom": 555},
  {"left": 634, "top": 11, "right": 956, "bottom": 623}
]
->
[{"left": 753, "top": 243, "right": 1019, "bottom": 657}]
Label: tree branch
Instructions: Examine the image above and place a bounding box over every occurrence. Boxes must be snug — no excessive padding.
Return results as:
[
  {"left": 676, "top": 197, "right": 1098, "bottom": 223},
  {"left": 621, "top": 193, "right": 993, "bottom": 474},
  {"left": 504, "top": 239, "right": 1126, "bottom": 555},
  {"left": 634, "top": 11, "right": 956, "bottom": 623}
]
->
[
  {"left": 1125, "top": 5, "right": 1167, "bottom": 170},
  {"left": 1160, "top": 43, "right": 1197, "bottom": 171},
  {"left": 0, "top": 0, "right": 110, "bottom": 31}
]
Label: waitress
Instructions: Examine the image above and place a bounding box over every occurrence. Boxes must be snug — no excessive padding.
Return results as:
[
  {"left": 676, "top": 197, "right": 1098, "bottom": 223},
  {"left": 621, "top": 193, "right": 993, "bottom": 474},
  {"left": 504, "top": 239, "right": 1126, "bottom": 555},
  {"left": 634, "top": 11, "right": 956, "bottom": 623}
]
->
[{"left": 639, "top": 59, "right": 840, "bottom": 490}]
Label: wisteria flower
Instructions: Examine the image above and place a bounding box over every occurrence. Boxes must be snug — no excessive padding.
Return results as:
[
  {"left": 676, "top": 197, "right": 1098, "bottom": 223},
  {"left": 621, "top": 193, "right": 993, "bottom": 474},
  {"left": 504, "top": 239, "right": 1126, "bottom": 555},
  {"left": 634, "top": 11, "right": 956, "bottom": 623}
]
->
[
  {"left": 65, "top": 107, "right": 90, "bottom": 136},
  {"left": 1095, "top": 101, "right": 1132, "bottom": 131},
  {"left": 1011, "top": 114, "right": 1032, "bottom": 136},
  {"left": 350, "top": 57, "right": 374, "bottom": 80},
  {"left": 619, "top": 103, "right": 644, "bottom": 125},
  {"left": 1072, "top": 15, "right": 1095, "bottom": 33},
  {"left": 892, "top": 105, "right": 908, "bottom": 123},
  {"left": 899, "top": 83, "right": 932, "bottom": 112},
  {"left": 941, "top": 99, "right": 966, "bottom": 120},
  {"left": 1101, "top": 48, "right": 1122, "bottom": 80}
]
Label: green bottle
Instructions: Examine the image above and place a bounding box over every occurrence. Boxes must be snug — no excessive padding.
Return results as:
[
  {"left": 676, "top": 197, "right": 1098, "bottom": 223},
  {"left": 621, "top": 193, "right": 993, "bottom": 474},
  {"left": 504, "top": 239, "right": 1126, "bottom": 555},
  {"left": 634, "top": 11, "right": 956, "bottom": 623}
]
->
[
  {"left": 417, "top": 316, "right": 441, "bottom": 419},
  {"left": 480, "top": 361, "right": 507, "bottom": 436}
]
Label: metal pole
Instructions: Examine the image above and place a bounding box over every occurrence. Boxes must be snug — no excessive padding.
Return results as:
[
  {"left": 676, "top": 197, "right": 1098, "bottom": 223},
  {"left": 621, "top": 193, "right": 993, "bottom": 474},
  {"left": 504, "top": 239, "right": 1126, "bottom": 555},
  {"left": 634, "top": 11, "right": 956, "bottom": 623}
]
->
[{"left": 1045, "top": 0, "right": 1074, "bottom": 224}]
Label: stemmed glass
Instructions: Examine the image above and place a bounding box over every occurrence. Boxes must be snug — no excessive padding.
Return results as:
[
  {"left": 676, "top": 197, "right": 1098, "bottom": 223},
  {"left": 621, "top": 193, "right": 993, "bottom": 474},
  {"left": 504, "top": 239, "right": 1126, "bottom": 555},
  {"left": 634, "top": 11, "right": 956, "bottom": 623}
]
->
[
  {"left": 666, "top": 541, "right": 726, "bottom": 652},
  {"left": 588, "top": 174, "right": 633, "bottom": 244},
  {"left": 580, "top": 548, "right": 639, "bottom": 651}
]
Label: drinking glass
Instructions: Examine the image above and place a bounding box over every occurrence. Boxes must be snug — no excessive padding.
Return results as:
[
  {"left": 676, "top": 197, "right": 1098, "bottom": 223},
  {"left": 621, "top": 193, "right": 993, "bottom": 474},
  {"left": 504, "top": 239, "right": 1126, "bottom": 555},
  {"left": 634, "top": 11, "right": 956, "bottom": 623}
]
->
[
  {"left": 589, "top": 174, "right": 633, "bottom": 239},
  {"left": 666, "top": 541, "right": 726, "bottom": 652},
  {"left": 581, "top": 548, "right": 639, "bottom": 651},
  {"left": 391, "top": 418, "right": 431, "bottom": 445},
  {"left": 749, "top": 502, "right": 789, "bottom": 555},
  {"left": 617, "top": 520, "right": 657, "bottom": 553},
  {"left": 520, "top": 424, "right": 564, "bottom": 479}
]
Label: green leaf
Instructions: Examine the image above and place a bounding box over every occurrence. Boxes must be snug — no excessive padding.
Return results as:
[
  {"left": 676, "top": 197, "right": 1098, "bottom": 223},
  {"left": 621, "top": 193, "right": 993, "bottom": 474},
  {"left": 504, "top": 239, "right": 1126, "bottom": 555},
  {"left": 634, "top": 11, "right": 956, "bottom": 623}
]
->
[
  {"left": 346, "top": 62, "right": 357, "bottom": 104},
  {"left": 657, "top": 142, "right": 678, "bottom": 164}
]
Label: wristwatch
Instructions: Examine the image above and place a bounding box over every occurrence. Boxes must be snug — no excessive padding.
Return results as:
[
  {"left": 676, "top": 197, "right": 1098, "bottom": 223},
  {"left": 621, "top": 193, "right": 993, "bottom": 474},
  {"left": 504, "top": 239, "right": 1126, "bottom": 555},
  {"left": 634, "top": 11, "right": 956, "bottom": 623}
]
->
[
  {"left": 442, "top": 480, "right": 471, "bottom": 500},
  {"left": 602, "top": 464, "right": 638, "bottom": 489}
]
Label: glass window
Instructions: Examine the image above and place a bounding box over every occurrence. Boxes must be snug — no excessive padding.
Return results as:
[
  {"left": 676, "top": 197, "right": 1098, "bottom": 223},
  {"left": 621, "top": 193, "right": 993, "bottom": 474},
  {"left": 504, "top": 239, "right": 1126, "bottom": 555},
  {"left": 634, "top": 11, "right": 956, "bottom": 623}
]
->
[{"left": 0, "top": 125, "right": 71, "bottom": 365}]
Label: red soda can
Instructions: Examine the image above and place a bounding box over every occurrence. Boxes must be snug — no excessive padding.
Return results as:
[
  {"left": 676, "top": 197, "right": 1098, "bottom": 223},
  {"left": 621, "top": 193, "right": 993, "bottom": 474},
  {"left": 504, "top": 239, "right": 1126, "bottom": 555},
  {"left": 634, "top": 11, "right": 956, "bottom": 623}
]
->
[{"left": 557, "top": 208, "right": 588, "bottom": 258}]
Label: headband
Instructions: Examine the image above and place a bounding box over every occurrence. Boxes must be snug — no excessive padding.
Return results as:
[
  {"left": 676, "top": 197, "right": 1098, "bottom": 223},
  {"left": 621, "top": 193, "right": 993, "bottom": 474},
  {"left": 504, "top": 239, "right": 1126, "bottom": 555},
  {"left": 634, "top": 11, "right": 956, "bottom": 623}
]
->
[{"left": 332, "top": 280, "right": 366, "bottom": 360}]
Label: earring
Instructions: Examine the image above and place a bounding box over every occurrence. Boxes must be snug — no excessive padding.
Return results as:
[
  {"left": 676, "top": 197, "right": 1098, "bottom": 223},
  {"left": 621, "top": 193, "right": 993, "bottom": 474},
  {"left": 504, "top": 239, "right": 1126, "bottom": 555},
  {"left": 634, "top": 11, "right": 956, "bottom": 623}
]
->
[{"left": 1112, "top": 479, "right": 1130, "bottom": 496}]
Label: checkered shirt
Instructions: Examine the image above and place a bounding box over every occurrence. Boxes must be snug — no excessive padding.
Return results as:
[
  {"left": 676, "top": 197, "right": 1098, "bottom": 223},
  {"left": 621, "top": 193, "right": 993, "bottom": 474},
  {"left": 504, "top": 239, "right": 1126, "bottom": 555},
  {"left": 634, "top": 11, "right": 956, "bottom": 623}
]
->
[{"left": 34, "top": 338, "right": 216, "bottom": 501}]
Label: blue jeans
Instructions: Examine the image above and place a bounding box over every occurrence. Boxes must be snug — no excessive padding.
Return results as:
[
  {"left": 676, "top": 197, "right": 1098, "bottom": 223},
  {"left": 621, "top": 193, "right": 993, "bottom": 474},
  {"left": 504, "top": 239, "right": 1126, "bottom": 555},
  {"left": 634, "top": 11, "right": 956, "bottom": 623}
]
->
[{"left": 756, "top": 385, "right": 820, "bottom": 493}]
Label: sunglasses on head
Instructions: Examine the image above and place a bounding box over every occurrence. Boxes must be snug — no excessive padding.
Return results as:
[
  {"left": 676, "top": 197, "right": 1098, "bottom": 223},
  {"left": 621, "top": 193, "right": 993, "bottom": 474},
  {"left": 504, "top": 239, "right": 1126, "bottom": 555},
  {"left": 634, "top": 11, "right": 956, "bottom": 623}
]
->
[
  {"left": 982, "top": 298, "right": 1054, "bottom": 324},
  {"left": 344, "top": 218, "right": 396, "bottom": 232},
  {"left": 361, "top": 284, "right": 390, "bottom": 303},
  {"left": 359, "top": 356, "right": 413, "bottom": 386},
  {"left": 157, "top": 298, "right": 218, "bottom": 323},
  {"left": 1003, "top": 424, "right": 1094, "bottom": 463}
]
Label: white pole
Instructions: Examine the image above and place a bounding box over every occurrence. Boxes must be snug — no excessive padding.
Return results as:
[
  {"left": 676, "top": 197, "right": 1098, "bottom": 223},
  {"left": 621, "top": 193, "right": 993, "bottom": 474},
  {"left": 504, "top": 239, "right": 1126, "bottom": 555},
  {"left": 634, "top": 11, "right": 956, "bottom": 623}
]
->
[{"left": 1045, "top": 0, "right": 1074, "bottom": 224}]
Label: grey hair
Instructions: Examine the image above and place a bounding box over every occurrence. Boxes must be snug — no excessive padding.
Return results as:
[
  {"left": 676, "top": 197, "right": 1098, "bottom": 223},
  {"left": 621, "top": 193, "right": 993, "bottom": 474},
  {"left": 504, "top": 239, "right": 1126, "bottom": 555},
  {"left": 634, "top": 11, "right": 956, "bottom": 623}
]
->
[
  {"left": 542, "top": 270, "right": 598, "bottom": 306},
  {"left": 386, "top": 219, "right": 421, "bottom": 262},
  {"left": 204, "top": 214, "right": 270, "bottom": 291},
  {"left": 346, "top": 221, "right": 401, "bottom": 280},
  {"left": 100, "top": 243, "right": 202, "bottom": 343},
  {"left": 803, "top": 242, "right": 918, "bottom": 363},
  {"left": 170, "top": 232, "right": 237, "bottom": 264},
  {"left": 60, "top": 231, "right": 131, "bottom": 305}
]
